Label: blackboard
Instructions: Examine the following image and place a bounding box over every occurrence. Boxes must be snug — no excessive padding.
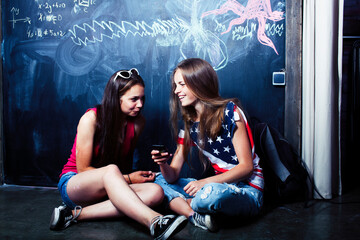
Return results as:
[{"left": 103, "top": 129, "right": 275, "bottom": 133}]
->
[{"left": 1, "top": 0, "right": 286, "bottom": 186}]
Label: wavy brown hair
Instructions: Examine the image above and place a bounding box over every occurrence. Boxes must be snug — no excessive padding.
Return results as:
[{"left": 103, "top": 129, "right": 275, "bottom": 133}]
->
[
  {"left": 170, "top": 58, "right": 242, "bottom": 170},
  {"left": 92, "top": 69, "right": 145, "bottom": 171}
]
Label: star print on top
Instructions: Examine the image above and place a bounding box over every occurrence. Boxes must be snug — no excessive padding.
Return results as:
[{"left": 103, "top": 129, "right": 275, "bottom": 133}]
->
[{"left": 177, "top": 101, "right": 264, "bottom": 191}]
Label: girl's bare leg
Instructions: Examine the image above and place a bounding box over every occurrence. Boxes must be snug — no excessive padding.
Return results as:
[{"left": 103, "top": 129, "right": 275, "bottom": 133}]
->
[
  {"left": 168, "top": 197, "right": 194, "bottom": 218},
  {"left": 66, "top": 164, "right": 163, "bottom": 227},
  {"left": 76, "top": 182, "right": 164, "bottom": 221}
]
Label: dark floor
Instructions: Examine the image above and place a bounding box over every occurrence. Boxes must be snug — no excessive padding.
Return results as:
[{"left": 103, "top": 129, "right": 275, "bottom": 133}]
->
[{"left": 1, "top": 185, "right": 360, "bottom": 240}]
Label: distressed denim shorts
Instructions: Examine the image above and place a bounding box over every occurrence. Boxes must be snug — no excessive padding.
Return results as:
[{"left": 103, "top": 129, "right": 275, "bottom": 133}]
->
[
  {"left": 58, "top": 171, "right": 78, "bottom": 209},
  {"left": 154, "top": 172, "right": 197, "bottom": 202},
  {"left": 154, "top": 173, "right": 263, "bottom": 217}
]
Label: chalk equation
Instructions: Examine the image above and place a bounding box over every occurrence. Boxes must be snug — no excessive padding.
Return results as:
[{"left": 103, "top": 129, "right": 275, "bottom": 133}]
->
[
  {"left": 8, "top": 1, "right": 68, "bottom": 41},
  {"left": 38, "top": 13, "right": 63, "bottom": 24},
  {"left": 27, "top": 28, "right": 66, "bottom": 38},
  {"left": 38, "top": 2, "right": 67, "bottom": 14}
]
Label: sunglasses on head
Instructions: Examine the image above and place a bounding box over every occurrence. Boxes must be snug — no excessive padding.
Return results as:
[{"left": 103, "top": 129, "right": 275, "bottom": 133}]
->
[{"left": 114, "top": 68, "right": 139, "bottom": 82}]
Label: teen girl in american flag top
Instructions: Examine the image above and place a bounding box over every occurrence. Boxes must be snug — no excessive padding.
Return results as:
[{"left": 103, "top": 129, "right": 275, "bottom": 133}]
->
[{"left": 152, "top": 58, "right": 264, "bottom": 232}]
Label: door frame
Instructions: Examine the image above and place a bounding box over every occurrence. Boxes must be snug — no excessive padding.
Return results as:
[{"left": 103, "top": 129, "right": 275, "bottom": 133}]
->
[
  {"left": 285, "top": 0, "right": 302, "bottom": 155},
  {"left": 0, "top": 2, "right": 4, "bottom": 185}
]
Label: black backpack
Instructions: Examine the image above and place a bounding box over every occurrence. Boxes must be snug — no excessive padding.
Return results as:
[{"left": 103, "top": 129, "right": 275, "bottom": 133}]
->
[{"left": 253, "top": 122, "right": 309, "bottom": 204}]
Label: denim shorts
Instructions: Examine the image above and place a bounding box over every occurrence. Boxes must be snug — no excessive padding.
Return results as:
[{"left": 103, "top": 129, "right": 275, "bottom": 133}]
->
[
  {"left": 58, "top": 171, "right": 78, "bottom": 209},
  {"left": 155, "top": 173, "right": 263, "bottom": 217},
  {"left": 154, "top": 172, "right": 197, "bottom": 202}
]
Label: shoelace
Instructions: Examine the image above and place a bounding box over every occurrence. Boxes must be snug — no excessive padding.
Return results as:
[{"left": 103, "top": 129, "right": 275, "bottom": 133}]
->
[
  {"left": 63, "top": 205, "right": 82, "bottom": 229},
  {"left": 150, "top": 215, "right": 171, "bottom": 235},
  {"left": 73, "top": 206, "right": 82, "bottom": 221},
  {"left": 193, "top": 213, "right": 205, "bottom": 226}
]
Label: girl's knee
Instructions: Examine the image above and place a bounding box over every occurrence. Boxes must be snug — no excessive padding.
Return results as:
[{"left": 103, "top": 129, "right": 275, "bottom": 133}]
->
[
  {"left": 142, "top": 183, "right": 164, "bottom": 207},
  {"left": 105, "top": 164, "right": 121, "bottom": 173},
  {"left": 102, "top": 164, "right": 122, "bottom": 182},
  {"left": 150, "top": 183, "right": 164, "bottom": 202}
]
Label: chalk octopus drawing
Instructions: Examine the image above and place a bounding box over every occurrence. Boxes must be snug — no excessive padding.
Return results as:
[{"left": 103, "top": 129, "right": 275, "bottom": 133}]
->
[{"left": 201, "top": 0, "right": 284, "bottom": 55}]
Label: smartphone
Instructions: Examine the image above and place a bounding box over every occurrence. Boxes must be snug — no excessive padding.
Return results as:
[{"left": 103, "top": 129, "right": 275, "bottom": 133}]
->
[{"left": 152, "top": 144, "right": 168, "bottom": 156}]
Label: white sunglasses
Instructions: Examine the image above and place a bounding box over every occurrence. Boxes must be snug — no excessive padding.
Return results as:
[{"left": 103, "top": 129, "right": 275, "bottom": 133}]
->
[{"left": 114, "top": 68, "right": 139, "bottom": 82}]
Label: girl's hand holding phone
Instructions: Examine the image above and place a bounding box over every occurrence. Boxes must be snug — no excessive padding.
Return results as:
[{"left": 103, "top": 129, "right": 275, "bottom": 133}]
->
[{"left": 151, "top": 145, "right": 171, "bottom": 165}]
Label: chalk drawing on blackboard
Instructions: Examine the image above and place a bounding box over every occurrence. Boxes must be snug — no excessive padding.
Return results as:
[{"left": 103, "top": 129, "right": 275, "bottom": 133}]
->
[
  {"left": 67, "top": 16, "right": 227, "bottom": 70},
  {"left": 78, "top": 0, "right": 92, "bottom": 7},
  {"left": 67, "top": 0, "right": 229, "bottom": 71},
  {"left": 179, "top": 0, "right": 228, "bottom": 70},
  {"left": 9, "top": 7, "right": 31, "bottom": 29},
  {"left": 201, "top": 0, "right": 285, "bottom": 55},
  {"left": 62, "top": 0, "right": 284, "bottom": 73},
  {"left": 73, "top": 0, "right": 96, "bottom": 13},
  {"left": 56, "top": 36, "right": 102, "bottom": 76},
  {"left": 38, "top": 2, "right": 67, "bottom": 14},
  {"left": 68, "top": 17, "right": 186, "bottom": 46}
]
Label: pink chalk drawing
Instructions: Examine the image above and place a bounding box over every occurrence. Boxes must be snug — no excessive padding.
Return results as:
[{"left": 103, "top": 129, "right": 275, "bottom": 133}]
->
[{"left": 201, "top": 0, "right": 284, "bottom": 55}]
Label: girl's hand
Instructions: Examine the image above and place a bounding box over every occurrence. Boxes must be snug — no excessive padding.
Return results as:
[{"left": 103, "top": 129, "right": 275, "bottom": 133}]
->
[
  {"left": 183, "top": 179, "right": 207, "bottom": 196},
  {"left": 151, "top": 150, "right": 172, "bottom": 165},
  {"left": 128, "top": 171, "right": 155, "bottom": 183}
]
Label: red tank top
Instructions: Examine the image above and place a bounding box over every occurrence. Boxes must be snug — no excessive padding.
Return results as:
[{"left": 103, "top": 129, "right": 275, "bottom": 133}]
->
[{"left": 60, "top": 108, "right": 135, "bottom": 177}]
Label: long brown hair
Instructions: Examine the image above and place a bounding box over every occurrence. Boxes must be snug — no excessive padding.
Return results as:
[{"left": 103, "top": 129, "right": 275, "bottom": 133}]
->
[
  {"left": 170, "top": 58, "right": 242, "bottom": 169},
  {"left": 92, "top": 69, "right": 145, "bottom": 170}
]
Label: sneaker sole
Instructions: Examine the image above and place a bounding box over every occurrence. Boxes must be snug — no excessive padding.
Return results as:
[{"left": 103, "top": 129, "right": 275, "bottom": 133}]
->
[
  {"left": 155, "top": 216, "right": 188, "bottom": 240},
  {"left": 205, "top": 215, "right": 218, "bottom": 232},
  {"left": 49, "top": 207, "right": 62, "bottom": 230}
]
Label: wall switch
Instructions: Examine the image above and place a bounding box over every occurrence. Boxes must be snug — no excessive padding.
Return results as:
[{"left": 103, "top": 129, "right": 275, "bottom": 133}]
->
[{"left": 272, "top": 72, "right": 286, "bottom": 86}]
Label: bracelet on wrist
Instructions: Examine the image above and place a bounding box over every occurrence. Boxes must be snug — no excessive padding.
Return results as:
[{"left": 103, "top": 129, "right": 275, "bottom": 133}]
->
[{"left": 127, "top": 174, "right": 132, "bottom": 184}]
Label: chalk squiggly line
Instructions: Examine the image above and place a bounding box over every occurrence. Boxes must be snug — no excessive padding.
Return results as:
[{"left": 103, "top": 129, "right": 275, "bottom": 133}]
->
[
  {"left": 201, "top": 0, "right": 284, "bottom": 55},
  {"left": 67, "top": 14, "right": 228, "bottom": 70},
  {"left": 68, "top": 17, "right": 188, "bottom": 46}
]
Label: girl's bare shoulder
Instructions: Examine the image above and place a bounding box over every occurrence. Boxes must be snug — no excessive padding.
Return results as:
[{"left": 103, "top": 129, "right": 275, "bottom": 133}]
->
[{"left": 78, "top": 110, "right": 97, "bottom": 130}]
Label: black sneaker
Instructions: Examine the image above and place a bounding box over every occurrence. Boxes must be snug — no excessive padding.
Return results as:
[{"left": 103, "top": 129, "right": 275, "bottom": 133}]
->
[
  {"left": 150, "top": 215, "right": 187, "bottom": 240},
  {"left": 189, "top": 212, "right": 217, "bottom": 232},
  {"left": 49, "top": 204, "right": 82, "bottom": 230}
]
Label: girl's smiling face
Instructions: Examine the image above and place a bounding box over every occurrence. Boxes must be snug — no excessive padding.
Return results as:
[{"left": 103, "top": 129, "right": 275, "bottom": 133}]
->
[
  {"left": 173, "top": 70, "right": 197, "bottom": 107},
  {"left": 120, "top": 84, "right": 145, "bottom": 117}
]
